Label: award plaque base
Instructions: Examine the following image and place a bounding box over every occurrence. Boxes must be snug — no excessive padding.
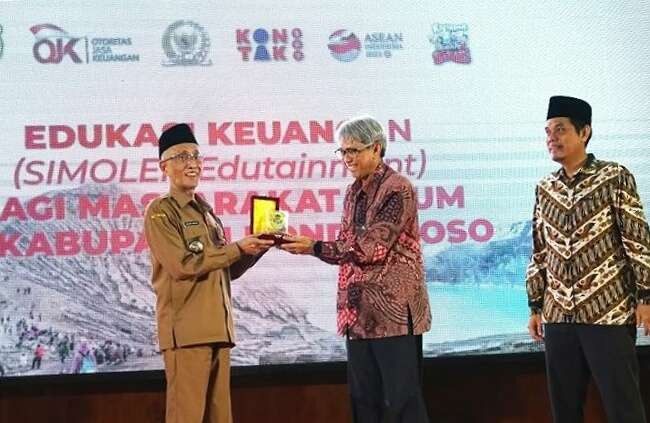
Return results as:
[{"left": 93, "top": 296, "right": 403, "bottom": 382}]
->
[{"left": 258, "top": 233, "right": 290, "bottom": 245}]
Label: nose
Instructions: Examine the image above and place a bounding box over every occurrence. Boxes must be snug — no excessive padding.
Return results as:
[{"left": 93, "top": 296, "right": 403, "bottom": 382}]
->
[
  {"left": 186, "top": 159, "right": 201, "bottom": 170},
  {"left": 546, "top": 132, "right": 556, "bottom": 144}
]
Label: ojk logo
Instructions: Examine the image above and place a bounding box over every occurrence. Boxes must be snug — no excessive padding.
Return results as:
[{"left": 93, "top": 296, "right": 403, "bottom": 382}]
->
[
  {"left": 236, "top": 27, "right": 304, "bottom": 62},
  {"left": 30, "top": 24, "right": 87, "bottom": 64},
  {"left": 327, "top": 29, "right": 361, "bottom": 62}
]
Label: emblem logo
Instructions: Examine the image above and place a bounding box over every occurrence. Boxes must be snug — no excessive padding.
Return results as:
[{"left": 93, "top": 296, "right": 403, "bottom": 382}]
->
[
  {"left": 268, "top": 211, "right": 288, "bottom": 233},
  {"left": 188, "top": 240, "right": 204, "bottom": 253},
  {"left": 162, "top": 20, "right": 212, "bottom": 66}
]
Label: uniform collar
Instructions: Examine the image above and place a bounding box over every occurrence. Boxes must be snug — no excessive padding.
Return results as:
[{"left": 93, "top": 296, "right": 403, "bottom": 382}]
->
[{"left": 169, "top": 188, "right": 197, "bottom": 209}]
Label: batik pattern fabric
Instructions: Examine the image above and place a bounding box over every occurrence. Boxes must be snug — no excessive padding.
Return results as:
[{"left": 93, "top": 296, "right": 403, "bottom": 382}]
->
[
  {"left": 526, "top": 154, "right": 650, "bottom": 324},
  {"left": 318, "top": 163, "right": 432, "bottom": 339}
]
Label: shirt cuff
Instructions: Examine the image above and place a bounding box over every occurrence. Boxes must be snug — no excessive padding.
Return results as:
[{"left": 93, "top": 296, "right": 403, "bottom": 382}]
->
[
  {"left": 312, "top": 240, "right": 322, "bottom": 257},
  {"left": 222, "top": 242, "right": 242, "bottom": 264},
  {"left": 528, "top": 300, "right": 543, "bottom": 315}
]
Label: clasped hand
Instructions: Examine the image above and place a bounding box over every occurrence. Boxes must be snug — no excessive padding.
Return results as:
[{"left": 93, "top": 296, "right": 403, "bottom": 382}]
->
[
  {"left": 236, "top": 235, "right": 274, "bottom": 255},
  {"left": 279, "top": 235, "right": 315, "bottom": 255}
]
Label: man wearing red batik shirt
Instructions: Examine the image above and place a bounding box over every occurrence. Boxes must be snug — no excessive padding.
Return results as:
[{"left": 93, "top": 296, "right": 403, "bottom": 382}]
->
[{"left": 281, "top": 116, "right": 431, "bottom": 423}]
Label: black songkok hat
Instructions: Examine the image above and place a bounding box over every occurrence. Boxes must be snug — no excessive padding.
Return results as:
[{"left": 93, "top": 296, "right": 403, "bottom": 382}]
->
[
  {"left": 546, "top": 96, "right": 592, "bottom": 124},
  {"left": 158, "top": 123, "right": 198, "bottom": 158}
]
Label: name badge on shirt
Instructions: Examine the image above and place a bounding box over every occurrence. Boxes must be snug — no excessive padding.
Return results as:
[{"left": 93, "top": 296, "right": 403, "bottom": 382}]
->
[{"left": 184, "top": 220, "right": 200, "bottom": 228}]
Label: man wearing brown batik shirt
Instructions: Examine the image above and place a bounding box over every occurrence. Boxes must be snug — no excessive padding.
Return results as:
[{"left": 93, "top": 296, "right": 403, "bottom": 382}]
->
[
  {"left": 281, "top": 116, "right": 431, "bottom": 423},
  {"left": 144, "top": 123, "right": 273, "bottom": 423},
  {"left": 526, "top": 96, "right": 650, "bottom": 423}
]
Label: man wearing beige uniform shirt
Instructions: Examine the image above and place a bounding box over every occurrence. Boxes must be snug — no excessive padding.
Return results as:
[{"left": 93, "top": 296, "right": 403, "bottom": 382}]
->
[{"left": 144, "top": 123, "right": 273, "bottom": 423}]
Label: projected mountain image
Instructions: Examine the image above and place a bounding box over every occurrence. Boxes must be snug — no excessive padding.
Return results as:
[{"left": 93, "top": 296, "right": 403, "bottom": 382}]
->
[
  {"left": 0, "top": 185, "right": 543, "bottom": 375},
  {"left": 422, "top": 220, "right": 541, "bottom": 355},
  {"left": 0, "top": 185, "right": 344, "bottom": 376},
  {"left": 426, "top": 220, "right": 532, "bottom": 286},
  {"left": 2, "top": 184, "right": 648, "bottom": 376},
  {"left": 422, "top": 220, "right": 650, "bottom": 355}
]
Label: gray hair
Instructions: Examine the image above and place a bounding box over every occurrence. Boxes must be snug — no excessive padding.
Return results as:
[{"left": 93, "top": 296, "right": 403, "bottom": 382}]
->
[
  {"left": 160, "top": 142, "right": 196, "bottom": 161},
  {"left": 336, "top": 116, "right": 387, "bottom": 157}
]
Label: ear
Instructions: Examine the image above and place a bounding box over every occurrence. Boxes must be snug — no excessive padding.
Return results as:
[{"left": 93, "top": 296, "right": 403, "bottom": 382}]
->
[
  {"left": 581, "top": 125, "right": 591, "bottom": 143},
  {"left": 159, "top": 161, "right": 167, "bottom": 174}
]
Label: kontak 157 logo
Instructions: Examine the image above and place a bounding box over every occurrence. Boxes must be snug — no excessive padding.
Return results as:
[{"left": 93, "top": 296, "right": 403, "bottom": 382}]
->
[
  {"left": 31, "top": 24, "right": 88, "bottom": 64},
  {"left": 236, "top": 27, "right": 304, "bottom": 62}
]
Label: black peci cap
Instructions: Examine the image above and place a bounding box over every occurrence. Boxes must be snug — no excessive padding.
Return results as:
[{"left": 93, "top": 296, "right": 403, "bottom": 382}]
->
[
  {"left": 158, "top": 123, "right": 197, "bottom": 158},
  {"left": 547, "top": 96, "right": 592, "bottom": 124}
]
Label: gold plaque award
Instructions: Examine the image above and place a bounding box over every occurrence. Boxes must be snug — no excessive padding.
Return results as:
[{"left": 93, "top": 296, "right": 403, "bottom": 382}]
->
[{"left": 250, "top": 196, "right": 289, "bottom": 244}]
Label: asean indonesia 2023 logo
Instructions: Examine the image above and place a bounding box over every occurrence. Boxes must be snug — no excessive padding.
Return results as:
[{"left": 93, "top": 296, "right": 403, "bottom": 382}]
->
[
  {"left": 327, "top": 29, "right": 361, "bottom": 62},
  {"left": 162, "top": 20, "right": 212, "bottom": 66}
]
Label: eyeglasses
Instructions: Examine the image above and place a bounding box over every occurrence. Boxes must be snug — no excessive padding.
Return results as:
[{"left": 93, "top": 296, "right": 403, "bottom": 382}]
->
[
  {"left": 160, "top": 151, "right": 202, "bottom": 164},
  {"left": 334, "top": 143, "right": 375, "bottom": 159}
]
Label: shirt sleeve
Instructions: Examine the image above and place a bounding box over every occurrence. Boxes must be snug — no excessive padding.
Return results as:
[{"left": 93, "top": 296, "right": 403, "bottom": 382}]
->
[
  {"left": 229, "top": 251, "right": 264, "bottom": 280},
  {"left": 526, "top": 185, "right": 547, "bottom": 312},
  {"left": 314, "top": 186, "right": 353, "bottom": 265},
  {"left": 317, "top": 184, "right": 415, "bottom": 266},
  {"left": 144, "top": 201, "right": 242, "bottom": 281},
  {"left": 615, "top": 166, "right": 650, "bottom": 301}
]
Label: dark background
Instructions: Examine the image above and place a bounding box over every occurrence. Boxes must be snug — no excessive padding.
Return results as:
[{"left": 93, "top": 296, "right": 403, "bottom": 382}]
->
[{"left": 3, "top": 352, "right": 650, "bottom": 423}]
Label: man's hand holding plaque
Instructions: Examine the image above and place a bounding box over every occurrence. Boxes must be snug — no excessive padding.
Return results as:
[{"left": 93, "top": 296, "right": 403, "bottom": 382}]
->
[{"left": 250, "top": 196, "right": 289, "bottom": 245}]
